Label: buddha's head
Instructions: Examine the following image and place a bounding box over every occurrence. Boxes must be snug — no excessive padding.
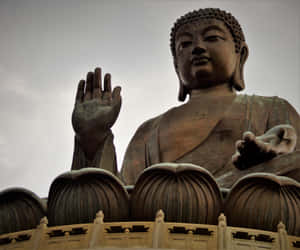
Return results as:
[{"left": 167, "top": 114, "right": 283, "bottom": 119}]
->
[{"left": 170, "top": 8, "right": 249, "bottom": 101}]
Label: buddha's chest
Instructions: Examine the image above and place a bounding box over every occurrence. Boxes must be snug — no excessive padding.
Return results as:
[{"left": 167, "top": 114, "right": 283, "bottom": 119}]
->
[{"left": 157, "top": 97, "right": 269, "bottom": 164}]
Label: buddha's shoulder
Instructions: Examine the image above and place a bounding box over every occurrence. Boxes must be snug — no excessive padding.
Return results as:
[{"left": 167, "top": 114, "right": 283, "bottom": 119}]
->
[
  {"left": 235, "top": 94, "right": 291, "bottom": 106},
  {"left": 133, "top": 95, "right": 296, "bottom": 137},
  {"left": 133, "top": 105, "right": 182, "bottom": 135}
]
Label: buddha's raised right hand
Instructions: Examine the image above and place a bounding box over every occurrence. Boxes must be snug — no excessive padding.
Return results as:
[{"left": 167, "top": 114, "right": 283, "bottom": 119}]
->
[{"left": 72, "top": 67, "right": 121, "bottom": 159}]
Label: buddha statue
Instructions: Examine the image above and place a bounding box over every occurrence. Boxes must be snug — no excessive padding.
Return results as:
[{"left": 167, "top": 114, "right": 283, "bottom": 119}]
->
[
  {"left": 49, "top": 7, "right": 300, "bottom": 235},
  {"left": 69, "top": 9, "right": 300, "bottom": 234},
  {"left": 71, "top": 8, "right": 300, "bottom": 188},
  {"left": 1, "top": 7, "right": 300, "bottom": 239}
]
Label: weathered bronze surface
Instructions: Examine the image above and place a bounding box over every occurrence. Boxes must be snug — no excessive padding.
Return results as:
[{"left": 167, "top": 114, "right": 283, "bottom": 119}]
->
[
  {"left": 121, "top": 95, "right": 300, "bottom": 187},
  {"left": 47, "top": 168, "right": 129, "bottom": 226},
  {"left": 71, "top": 68, "right": 120, "bottom": 174},
  {"left": 70, "top": 8, "right": 300, "bottom": 186},
  {"left": 225, "top": 173, "right": 300, "bottom": 235},
  {"left": 130, "top": 163, "right": 223, "bottom": 224},
  {"left": 0, "top": 188, "right": 46, "bottom": 234},
  {"left": 1, "top": 7, "right": 300, "bottom": 240},
  {"left": 68, "top": 8, "right": 300, "bottom": 235}
]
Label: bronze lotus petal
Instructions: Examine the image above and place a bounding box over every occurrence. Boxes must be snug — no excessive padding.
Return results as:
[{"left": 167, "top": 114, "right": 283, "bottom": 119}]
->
[
  {"left": 0, "top": 188, "right": 46, "bottom": 234},
  {"left": 225, "top": 173, "right": 300, "bottom": 236},
  {"left": 130, "top": 163, "right": 223, "bottom": 224},
  {"left": 48, "top": 168, "right": 129, "bottom": 226}
]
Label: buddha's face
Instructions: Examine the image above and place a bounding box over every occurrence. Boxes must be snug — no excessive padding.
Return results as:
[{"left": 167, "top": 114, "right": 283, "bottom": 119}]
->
[{"left": 175, "top": 19, "right": 238, "bottom": 90}]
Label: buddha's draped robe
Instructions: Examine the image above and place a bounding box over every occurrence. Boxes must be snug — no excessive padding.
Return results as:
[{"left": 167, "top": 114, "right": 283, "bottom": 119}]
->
[{"left": 121, "top": 95, "right": 300, "bottom": 187}]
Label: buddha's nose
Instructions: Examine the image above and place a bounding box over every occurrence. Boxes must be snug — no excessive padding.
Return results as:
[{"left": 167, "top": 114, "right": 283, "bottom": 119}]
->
[{"left": 192, "top": 46, "right": 206, "bottom": 55}]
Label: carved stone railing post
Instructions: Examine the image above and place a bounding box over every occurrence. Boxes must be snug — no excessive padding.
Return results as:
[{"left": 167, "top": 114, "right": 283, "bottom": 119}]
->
[
  {"left": 187, "top": 230, "right": 193, "bottom": 249},
  {"left": 217, "top": 213, "right": 227, "bottom": 250},
  {"left": 89, "top": 210, "right": 105, "bottom": 248},
  {"left": 278, "top": 222, "right": 290, "bottom": 250},
  {"left": 152, "top": 209, "right": 165, "bottom": 248},
  {"left": 32, "top": 216, "right": 48, "bottom": 250}
]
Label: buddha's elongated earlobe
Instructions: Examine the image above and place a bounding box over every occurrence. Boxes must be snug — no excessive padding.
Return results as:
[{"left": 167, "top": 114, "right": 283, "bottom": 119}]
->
[
  {"left": 232, "top": 43, "right": 249, "bottom": 91},
  {"left": 174, "top": 59, "right": 188, "bottom": 102},
  {"left": 178, "top": 81, "right": 188, "bottom": 102}
]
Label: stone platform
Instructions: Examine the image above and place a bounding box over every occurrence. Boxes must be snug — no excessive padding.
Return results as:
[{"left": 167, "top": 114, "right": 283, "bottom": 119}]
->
[{"left": 0, "top": 212, "right": 299, "bottom": 250}]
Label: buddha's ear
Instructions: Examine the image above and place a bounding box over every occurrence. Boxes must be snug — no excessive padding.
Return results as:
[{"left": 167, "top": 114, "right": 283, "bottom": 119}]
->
[
  {"left": 178, "top": 82, "right": 188, "bottom": 102},
  {"left": 232, "top": 43, "right": 249, "bottom": 91},
  {"left": 174, "top": 59, "right": 188, "bottom": 102}
]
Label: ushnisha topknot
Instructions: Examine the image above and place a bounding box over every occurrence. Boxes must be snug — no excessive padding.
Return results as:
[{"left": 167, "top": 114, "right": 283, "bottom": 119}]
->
[{"left": 170, "top": 8, "right": 245, "bottom": 57}]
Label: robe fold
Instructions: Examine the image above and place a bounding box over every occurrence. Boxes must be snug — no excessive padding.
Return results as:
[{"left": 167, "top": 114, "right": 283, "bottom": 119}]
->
[{"left": 121, "top": 94, "right": 300, "bottom": 187}]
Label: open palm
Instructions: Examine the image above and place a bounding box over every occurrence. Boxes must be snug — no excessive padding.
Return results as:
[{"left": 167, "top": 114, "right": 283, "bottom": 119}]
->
[{"left": 72, "top": 68, "right": 121, "bottom": 142}]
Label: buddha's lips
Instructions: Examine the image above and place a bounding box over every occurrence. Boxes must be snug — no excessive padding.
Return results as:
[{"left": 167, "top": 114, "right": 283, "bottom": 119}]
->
[{"left": 191, "top": 56, "right": 210, "bottom": 65}]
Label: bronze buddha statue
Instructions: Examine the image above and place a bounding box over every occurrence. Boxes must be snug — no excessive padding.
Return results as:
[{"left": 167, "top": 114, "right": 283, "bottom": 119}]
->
[
  {"left": 67, "top": 9, "right": 300, "bottom": 234},
  {"left": 1, "top": 8, "right": 299, "bottom": 238},
  {"left": 71, "top": 8, "right": 300, "bottom": 188}
]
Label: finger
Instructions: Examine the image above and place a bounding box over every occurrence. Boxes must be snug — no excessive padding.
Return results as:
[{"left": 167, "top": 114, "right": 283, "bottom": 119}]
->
[
  {"left": 104, "top": 73, "right": 112, "bottom": 92},
  {"left": 93, "top": 68, "right": 102, "bottom": 98},
  {"left": 84, "top": 72, "right": 93, "bottom": 101},
  {"left": 243, "top": 133, "right": 257, "bottom": 152},
  {"left": 235, "top": 140, "right": 244, "bottom": 151},
  {"left": 112, "top": 86, "right": 121, "bottom": 100},
  {"left": 263, "top": 143, "right": 273, "bottom": 153},
  {"left": 232, "top": 152, "right": 245, "bottom": 169},
  {"left": 231, "top": 152, "right": 240, "bottom": 164},
  {"left": 243, "top": 131, "right": 255, "bottom": 141},
  {"left": 254, "top": 138, "right": 268, "bottom": 150},
  {"left": 75, "top": 80, "right": 85, "bottom": 104},
  {"left": 101, "top": 74, "right": 113, "bottom": 104}
]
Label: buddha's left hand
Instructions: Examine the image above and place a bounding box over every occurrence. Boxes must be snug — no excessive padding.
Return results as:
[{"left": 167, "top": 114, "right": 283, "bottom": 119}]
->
[{"left": 232, "top": 124, "right": 297, "bottom": 170}]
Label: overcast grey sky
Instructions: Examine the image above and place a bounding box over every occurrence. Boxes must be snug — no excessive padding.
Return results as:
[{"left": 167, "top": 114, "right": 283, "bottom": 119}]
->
[{"left": 0, "top": 0, "right": 299, "bottom": 197}]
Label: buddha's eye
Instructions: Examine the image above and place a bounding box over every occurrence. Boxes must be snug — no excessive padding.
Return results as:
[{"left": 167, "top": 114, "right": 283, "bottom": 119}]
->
[
  {"left": 204, "top": 35, "right": 224, "bottom": 42},
  {"left": 179, "top": 41, "right": 192, "bottom": 50}
]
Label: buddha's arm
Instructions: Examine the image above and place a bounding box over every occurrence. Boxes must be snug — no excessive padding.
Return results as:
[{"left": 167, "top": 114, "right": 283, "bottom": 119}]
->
[
  {"left": 232, "top": 97, "right": 300, "bottom": 169},
  {"left": 284, "top": 100, "right": 300, "bottom": 150},
  {"left": 121, "top": 118, "right": 157, "bottom": 185},
  {"left": 71, "top": 130, "right": 117, "bottom": 173},
  {"left": 71, "top": 68, "right": 121, "bottom": 175},
  {"left": 265, "top": 97, "right": 300, "bottom": 149}
]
